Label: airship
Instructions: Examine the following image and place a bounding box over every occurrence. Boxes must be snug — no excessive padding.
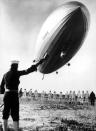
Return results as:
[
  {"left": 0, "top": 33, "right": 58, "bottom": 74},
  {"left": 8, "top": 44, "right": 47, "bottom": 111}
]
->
[{"left": 35, "top": 1, "right": 90, "bottom": 74}]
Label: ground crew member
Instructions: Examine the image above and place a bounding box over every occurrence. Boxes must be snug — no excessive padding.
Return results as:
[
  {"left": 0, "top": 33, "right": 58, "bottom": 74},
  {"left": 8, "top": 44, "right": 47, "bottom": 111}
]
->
[
  {"left": 89, "top": 91, "right": 95, "bottom": 106},
  {"left": 0, "top": 57, "right": 47, "bottom": 131}
]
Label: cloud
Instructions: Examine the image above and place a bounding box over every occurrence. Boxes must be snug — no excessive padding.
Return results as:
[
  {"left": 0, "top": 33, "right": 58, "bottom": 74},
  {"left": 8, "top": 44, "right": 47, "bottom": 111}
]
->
[
  {"left": 0, "top": 0, "right": 58, "bottom": 62},
  {"left": 1, "top": 0, "right": 57, "bottom": 32}
]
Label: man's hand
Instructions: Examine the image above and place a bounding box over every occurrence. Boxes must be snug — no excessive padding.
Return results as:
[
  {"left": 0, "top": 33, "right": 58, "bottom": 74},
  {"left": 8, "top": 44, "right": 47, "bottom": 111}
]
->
[
  {"left": 35, "top": 53, "right": 49, "bottom": 67},
  {"left": 38, "top": 58, "right": 45, "bottom": 65}
]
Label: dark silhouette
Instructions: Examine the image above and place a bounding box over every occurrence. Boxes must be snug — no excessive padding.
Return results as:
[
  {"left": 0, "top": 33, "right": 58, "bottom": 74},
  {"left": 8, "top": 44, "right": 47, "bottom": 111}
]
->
[
  {"left": 0, "top": 57, "right": 47, "bottom": 131},
  {"left": 89, "top": 91, "right": 96, "bottom": 106}
]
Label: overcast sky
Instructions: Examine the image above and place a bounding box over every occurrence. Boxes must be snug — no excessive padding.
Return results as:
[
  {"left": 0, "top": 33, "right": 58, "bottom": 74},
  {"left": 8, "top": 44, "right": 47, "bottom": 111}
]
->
[{"left": 0, "top": 0, "right": 96, "bottom": 93}]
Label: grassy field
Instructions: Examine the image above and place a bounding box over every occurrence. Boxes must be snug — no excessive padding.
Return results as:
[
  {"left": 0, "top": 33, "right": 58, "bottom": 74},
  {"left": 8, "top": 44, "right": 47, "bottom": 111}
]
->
[{"left": 0, "top": 96, "right": 96, "bottom": 131}]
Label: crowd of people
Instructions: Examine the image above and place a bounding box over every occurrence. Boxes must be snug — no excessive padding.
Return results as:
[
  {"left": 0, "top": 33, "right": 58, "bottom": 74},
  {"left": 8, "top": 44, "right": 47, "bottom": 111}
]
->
[{"left": 19, "top": 88, "right": 96, "bottom": 106}]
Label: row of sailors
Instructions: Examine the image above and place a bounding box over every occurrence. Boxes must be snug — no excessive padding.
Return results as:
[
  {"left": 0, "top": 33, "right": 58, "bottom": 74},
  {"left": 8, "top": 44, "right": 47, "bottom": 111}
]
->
[{"left": 21, "top": 89, "right": 90, "bottom": 103}]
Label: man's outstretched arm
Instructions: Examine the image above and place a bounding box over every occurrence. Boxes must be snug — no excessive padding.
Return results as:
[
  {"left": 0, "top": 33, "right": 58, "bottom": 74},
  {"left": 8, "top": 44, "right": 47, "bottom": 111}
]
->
[{"left": 18, "top": 56, "right": 47, "bottom": 76}]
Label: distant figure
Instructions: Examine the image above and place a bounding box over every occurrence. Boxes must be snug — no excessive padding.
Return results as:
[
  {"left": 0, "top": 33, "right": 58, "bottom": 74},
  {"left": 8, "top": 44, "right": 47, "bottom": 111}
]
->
[
  {"left": 85, "top": 91, "right": 89, "bottom": 104},
  {"left": 23, "top": 89, "right": 27, "bottom": 98},
  {"left": 18, "top": 88, "right": 23, "bottom": 98},
  {"left": 53, "top": 91, "right": 57, "bottom": 101},
  {"left": 69, "top": 91, "right": 72, "bottom": 103},
  {"left": 41, "top": 91, "right": 45, "bottom": 101},
  {"left": 34, "top": 90, "right": 38, "bottom": 100},
  {"left": 81, "top": 90, "right": 85, "bottom": 104},
  {"left": 89, "top": 91, "right": 96, "bottom": 106},
  {"left": 64, "top": 91, "right": 69, "bottom": 103},
  {"left": 77, "top": 91, "right": 81, "bottom": 104},
  {"left": 72, "top": 91, "right": 76, "bottom": 103},
  {"left": 48, "top": 91, "right": 52, "bottom": 101},
  {"left": 28, "top": 89, "right": 32, "bottom": 98},
  {"left": 0, "top": 57, "right": 46, "bottom": 131},
  {"left": 59, "top": 92, "right": 63, "bottom": 102}
]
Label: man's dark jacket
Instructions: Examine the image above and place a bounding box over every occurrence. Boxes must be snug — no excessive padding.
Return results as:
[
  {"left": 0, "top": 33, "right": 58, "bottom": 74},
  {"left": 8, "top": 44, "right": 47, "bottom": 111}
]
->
[{"left": 0, "top": 65, "right": 37, "bottom": 94}]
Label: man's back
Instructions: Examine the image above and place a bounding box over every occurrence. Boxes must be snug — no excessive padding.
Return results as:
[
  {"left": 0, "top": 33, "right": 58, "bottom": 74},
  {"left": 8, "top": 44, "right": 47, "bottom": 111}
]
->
[{"left": 4, "top": 70, "right": 20, "bottom": 90}]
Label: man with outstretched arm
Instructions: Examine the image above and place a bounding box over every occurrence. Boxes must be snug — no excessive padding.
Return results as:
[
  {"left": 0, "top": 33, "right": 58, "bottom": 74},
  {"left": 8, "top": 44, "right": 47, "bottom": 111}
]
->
[{"left": 0, "top": 57, "right": 47, "bottom": 131}]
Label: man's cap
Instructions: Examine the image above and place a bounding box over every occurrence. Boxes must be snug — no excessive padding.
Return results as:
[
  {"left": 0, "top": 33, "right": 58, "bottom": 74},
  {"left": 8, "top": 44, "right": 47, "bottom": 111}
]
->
[{"left": 11, "top": 60, "right": 19, "bottom": 65}]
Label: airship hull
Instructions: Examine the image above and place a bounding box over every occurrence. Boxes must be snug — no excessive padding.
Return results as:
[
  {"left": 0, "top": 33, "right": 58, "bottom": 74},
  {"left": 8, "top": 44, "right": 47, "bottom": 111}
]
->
[{"left": 35, "top": 1, "right": 90, "bottom": 74}]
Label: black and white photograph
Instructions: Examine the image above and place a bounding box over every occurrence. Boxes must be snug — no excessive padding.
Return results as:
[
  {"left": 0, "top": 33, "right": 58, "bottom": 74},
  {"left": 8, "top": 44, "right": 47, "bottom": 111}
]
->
[{"left": 0, "top": 0, "right": 96, "bottom": 131}]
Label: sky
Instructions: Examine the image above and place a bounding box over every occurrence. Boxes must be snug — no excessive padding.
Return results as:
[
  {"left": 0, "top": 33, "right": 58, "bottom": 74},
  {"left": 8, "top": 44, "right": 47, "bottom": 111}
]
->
[{"left": 0, "top": 0, "right": 96, "bottom": 93}]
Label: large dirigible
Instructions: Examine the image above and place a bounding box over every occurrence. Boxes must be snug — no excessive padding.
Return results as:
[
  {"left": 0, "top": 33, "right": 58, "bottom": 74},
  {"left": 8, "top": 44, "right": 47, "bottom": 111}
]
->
[{"left": 35, "top": 1, "right": 90, "bottom": 74}]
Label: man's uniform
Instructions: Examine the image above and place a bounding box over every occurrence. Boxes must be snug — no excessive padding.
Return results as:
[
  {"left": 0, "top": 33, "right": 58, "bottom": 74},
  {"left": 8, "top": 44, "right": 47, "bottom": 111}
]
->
[{"left": 0, "top": 64, "right": 37, "bottom": 121}]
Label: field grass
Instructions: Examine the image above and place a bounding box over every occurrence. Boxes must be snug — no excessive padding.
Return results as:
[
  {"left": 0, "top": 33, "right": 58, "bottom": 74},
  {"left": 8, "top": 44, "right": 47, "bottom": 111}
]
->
[{"left": 0, "top": 96, "right": 96, "bottom": 130}]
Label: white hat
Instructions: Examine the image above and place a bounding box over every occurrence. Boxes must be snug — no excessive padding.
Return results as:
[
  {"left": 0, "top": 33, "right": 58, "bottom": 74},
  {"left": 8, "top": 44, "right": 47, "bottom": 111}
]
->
[{"left": 11, "top": 60, "right": 19, "bottom": 64}]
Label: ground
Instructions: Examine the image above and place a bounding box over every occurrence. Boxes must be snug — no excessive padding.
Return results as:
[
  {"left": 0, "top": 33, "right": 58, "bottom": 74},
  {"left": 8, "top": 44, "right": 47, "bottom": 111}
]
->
[{"left": 0, "top": 96, "right": 96, "bottom": 131}]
